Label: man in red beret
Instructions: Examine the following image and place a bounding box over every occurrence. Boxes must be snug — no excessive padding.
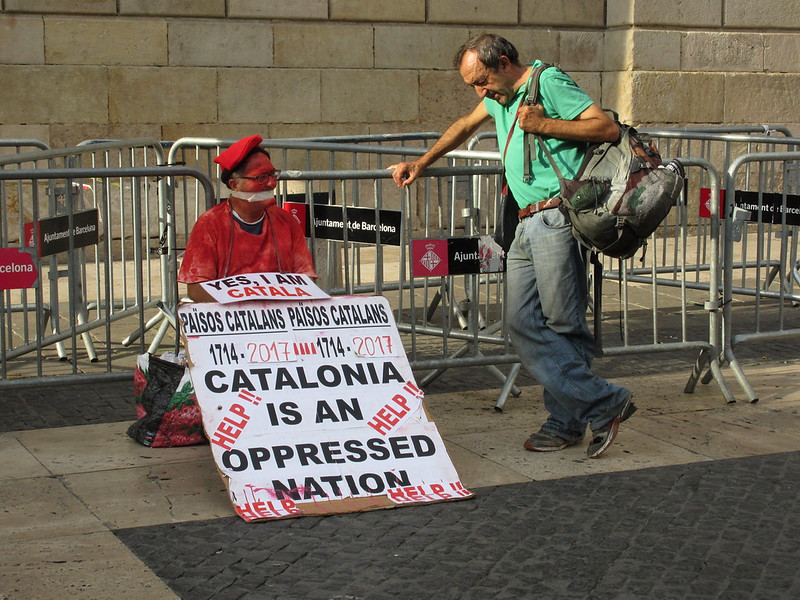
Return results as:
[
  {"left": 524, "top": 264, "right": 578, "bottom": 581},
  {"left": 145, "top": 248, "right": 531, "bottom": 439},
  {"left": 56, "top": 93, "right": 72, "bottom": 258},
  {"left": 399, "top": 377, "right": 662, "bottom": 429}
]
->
[{"left": 178, "top": 135, "right": 317, "bottom": 302}]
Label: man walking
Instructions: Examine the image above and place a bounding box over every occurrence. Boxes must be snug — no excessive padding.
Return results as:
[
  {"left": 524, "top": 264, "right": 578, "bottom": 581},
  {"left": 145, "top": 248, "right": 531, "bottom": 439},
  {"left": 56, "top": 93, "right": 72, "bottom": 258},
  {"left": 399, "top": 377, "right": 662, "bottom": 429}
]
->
[{"left": 391, "top": 34, "right": 635, "bottom": 458}]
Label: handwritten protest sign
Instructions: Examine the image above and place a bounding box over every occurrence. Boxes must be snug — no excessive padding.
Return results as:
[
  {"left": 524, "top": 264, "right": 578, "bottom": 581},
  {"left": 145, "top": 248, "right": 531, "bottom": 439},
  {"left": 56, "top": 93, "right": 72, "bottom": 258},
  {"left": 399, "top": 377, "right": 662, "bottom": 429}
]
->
[
  {"left": 199, "top": 272, "right": 329, "bottom": 304},
  {"left": 179, "top": 293, "right": 472, "bottom": 522}
]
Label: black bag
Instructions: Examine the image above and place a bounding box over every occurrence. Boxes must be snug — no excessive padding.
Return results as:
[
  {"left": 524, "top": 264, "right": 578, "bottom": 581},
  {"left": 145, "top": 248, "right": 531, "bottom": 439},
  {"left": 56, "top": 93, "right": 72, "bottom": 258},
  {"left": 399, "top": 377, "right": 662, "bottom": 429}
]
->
[
  {"left": 493, "top": 178, "right": 519, "bottom": 252},
  {"left": 524, "top": 66, "right": 684, "bottom": 259}
]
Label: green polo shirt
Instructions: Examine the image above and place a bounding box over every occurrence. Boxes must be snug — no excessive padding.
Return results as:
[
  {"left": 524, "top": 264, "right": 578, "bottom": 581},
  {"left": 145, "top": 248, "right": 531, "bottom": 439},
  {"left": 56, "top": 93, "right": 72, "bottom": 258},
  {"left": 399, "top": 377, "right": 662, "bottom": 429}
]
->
[{"left": 485, "top": 61, "right": 593, "bottom": 208}]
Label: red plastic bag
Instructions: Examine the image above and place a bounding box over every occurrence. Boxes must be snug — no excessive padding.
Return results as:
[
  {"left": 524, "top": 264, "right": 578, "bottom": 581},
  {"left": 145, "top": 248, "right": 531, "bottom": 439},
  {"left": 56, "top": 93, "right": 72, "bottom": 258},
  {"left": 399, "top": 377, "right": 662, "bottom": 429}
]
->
[{"left": 127, "top": 353, "right": 207, "bottom": 447}]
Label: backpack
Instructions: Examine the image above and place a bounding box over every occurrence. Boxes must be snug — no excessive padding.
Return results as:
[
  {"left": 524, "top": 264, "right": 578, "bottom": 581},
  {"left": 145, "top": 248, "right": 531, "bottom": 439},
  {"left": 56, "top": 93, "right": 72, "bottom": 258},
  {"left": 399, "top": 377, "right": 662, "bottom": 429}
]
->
[{"left": 523, "top": 65, "right": 684, "bottom": 259}]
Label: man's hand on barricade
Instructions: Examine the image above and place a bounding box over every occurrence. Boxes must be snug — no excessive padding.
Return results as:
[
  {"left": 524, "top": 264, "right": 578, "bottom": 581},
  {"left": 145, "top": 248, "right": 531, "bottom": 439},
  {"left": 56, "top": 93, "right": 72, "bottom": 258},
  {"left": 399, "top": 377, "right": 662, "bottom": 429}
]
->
[{"left": 389, "top": 161, "right": 424, "bottom": 188}]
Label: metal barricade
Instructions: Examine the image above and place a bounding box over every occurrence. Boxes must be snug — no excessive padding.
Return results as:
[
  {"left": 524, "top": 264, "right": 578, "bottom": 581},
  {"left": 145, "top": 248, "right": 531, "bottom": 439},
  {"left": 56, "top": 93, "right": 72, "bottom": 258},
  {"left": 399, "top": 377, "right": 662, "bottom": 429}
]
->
[
  {"left": 635, "top": 130, "right": 800, "bottom": 284},
  {"left": 1, "top": 131, "right": 769, "bottom": 409},
  {"left": 163, "top": 135, "right": 740, "bottom": 407},
  {"left": 719, "top": 152, "right": 800, "bottom": 402},
  {"left": 165, "top": 136, "right": 494, "bottom": 289},
  {"left": 167, "top": 139, "right": 521, "bottom": 402},
  {"left": 0, "top": 140, "right": 178, "bottom": 352},
  {"left": 0, "top": 165, "right": 213, "bottom": 387}
]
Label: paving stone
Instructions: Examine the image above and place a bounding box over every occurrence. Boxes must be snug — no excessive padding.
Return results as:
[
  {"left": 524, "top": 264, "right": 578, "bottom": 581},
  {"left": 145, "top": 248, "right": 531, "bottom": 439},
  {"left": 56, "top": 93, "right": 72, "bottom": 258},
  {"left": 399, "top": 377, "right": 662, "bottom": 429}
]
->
[
  {"left": 0, "top": 379, "right": 135, "bottom": 433},
  {"left": 113, "top": 452, "right": 800, "bottom": 600}
]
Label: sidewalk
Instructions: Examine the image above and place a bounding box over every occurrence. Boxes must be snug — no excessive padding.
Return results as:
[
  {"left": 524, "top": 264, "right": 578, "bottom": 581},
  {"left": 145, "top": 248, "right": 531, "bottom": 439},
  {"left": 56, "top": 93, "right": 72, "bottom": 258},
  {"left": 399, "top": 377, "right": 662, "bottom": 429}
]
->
[{"left": 2, "top": 351, "right": 800, "bottom": 599}]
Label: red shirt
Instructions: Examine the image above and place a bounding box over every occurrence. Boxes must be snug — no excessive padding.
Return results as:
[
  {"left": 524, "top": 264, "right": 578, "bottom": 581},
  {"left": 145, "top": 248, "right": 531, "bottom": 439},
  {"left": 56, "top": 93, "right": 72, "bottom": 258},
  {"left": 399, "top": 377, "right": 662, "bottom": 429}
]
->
[{"left": 178, "top": 200, "right": 317, "bottom": 284}]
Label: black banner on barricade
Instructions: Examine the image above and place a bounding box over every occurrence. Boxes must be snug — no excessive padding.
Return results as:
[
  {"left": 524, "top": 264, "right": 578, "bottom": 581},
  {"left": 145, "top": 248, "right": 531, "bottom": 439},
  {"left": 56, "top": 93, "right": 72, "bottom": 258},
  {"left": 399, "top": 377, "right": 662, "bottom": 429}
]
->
[
  {"left": 700, "top": 188, "right": 800, "bottom": 226},
  {"left": 179, "top": 283, "right": 472, "bottom": 523},
  {"left": 283, "top": 203, "right": 402, "bottom": 246},
  {"left": 24, "top": 209, "right": 100, "bottom": 257}
]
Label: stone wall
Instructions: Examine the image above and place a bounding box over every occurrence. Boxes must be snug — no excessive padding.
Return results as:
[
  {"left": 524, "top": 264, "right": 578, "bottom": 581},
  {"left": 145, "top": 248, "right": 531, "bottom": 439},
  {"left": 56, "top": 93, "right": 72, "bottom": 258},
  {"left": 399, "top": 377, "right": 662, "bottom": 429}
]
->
[{"left": 1, "top": 0, "right": 798, "bottom": 148}]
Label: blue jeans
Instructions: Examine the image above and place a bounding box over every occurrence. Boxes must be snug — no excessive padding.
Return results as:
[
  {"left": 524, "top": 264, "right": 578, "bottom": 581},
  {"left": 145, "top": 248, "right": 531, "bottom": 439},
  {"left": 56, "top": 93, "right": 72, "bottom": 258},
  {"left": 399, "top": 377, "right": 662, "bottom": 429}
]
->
[{"left": 506, "top": 208, "right": 630, "bottom": 441}]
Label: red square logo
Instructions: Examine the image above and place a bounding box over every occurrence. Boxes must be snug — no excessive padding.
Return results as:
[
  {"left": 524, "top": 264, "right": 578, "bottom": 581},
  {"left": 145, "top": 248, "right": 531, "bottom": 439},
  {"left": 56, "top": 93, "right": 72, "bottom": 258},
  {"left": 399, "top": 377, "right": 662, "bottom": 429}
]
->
[{"left": 411, "top": 239, "right": 448, "bottom": 277}]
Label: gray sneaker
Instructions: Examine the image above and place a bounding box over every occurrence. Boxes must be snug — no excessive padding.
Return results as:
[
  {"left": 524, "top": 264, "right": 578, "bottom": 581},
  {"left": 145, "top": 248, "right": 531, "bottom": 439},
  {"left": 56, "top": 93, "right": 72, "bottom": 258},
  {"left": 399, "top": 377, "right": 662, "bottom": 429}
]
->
[
  {"left": 587, "top": 396, "right": 637, "bottom": 458},
  {"left": 524, "top": 428, "right": 583, "bottom": 452}
]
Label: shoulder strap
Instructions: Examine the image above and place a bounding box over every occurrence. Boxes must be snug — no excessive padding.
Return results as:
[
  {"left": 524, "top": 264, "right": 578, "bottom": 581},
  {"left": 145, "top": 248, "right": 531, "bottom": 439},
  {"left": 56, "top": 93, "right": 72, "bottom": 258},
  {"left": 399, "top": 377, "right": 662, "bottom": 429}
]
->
[
  {"left": 521, "top": 64, "right": 555, "bottom": 183},
  {"left": 502, "top": 63, "right": 551, "bottom": 165}
]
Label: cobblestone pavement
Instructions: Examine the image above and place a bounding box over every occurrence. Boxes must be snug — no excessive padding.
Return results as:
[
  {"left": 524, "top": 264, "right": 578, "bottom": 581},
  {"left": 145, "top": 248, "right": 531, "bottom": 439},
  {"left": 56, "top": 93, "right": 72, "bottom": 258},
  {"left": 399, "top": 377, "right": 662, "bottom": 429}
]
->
[
  {"left": 2, "top": 349, "right": 800, "bottom": 599},
  {"left": 114, "top": 452, "right": 800, "bottom": 600},
  {"left": 0, "top": 379, "right": 134, "bottom": 433}
]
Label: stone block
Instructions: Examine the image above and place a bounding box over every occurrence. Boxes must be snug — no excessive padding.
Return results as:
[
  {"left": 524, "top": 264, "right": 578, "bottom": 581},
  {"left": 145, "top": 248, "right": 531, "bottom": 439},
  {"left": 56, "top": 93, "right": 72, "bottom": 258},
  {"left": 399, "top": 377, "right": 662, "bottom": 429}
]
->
[
  {"left": 376, "top": 26, "right": 470, "bottom": 70},
  {"left": 419, "top": 70, "right": 479, "bottom": 127},
  {"left": 628, "top": 72, "right": 725, "bottom": 124},
  {"left": 682, "top": 33, "right": 764, "bottom": 72},
  {"left": 45, "top": 18, "right": 167, "bottom": 66},
  {"left": 428, "top": 0, "right": 518, "bottom": 25},
  {"left": 607, "top": 29, "right": 682, "bottom": 71},
  {"left": 474, "top": 28, "right": 559, "bottom": 65},
  {"left": 274, "top": 24, "right": 373, "bottom": 68},
  {"left": 725, "top": 0, "right": 800, "bottom": 29},
  {"left": 270, "top": 123, "right": 379, "bottom": 172},
  {"left": 160, "top": 123, "right": 273, "bottom": 143},
  {"left": 0, "top": 16, "right": 44, "bottom": 64},
  {"left": 607, "top": 0, "right": 633, "bottom": 27},
  {"left": 169, "top": 20, "right": 272, "bottom": 67},
  {"left": 50, "top": 124, "right": 162, "bottom": 149},
  {"left": 330, "top": 0, "right": 425, "bottom": 22},
  {"left": 602, "top": 72, "right": 633, "bottom": 122},
  {"left": 321, "top": 70, "right": 418, "bottom": 123},
  {"left": 604, "top": 30, "right": 633, "bottom": 71},
  {"left": 521, "top": 0, "right": 605, "bottom": 27},
  {"left": 631, "top": 30, "right": 682, "bottom": 71},
  {"left": 218, "top": 68, "right": 321, "bottom": 124},
  {"left": 119, "top": 0, "right": 224, "bottom": 17},
  {"left": 269, "top": 123, "right": 366, "bottom": 139},
  {"left": 228, "top": 0, "right": 327, "bottom": 19},
  {"left": 0, "top": 125, "right": 50, "bottom": 153},
  {"left": 560, "top": 31, "right": 604, "bottom": 71},
  {"left": 3, "top": 0, "right": 116, "bottom": 13},
  {"left": 609, "top": 0, "right": 721, "bottom": 27},
  {"left": 765, "top": 35, "right": 800, "bottom": 73},
  {"left": 570, "top": 72, "right": 602, "bottom": 106},
  {"left": 725, "top": 74, "right": 800, "bottom": 124},
  {"left": 109, "top": 67, "right": 216, "bottom": 124},
  {"left": 0, "top": 65, "right": 108, "bottom": 123}
]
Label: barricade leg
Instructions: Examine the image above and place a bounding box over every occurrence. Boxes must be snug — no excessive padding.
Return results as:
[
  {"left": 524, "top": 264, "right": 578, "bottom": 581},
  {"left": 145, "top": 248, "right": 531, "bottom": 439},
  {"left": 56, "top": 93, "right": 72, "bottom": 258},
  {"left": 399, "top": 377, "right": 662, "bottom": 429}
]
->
[{"left": 494, "top": 362, "right": 522, "bottom": 411}]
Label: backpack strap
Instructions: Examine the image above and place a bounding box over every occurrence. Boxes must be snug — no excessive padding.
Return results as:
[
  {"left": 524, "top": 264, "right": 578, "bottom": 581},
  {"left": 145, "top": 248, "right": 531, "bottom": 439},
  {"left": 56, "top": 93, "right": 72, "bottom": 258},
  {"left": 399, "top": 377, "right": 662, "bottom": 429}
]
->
[
  {"left": 520, "top": 63, "right": 553, "bottom": 182},
  {"left": 501, "top": 63, "right": 550, "bottom": 165}
]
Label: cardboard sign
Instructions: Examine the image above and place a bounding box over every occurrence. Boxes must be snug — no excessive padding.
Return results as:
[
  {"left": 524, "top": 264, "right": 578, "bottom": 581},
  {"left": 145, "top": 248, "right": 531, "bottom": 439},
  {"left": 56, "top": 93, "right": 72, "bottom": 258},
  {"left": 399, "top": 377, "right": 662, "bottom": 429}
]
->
[
  {"left": 179, "top": 295, "right": 472, "bottom": 522},
  {"left": 199, "top": 272, "right": 330, "bottom": 304}
]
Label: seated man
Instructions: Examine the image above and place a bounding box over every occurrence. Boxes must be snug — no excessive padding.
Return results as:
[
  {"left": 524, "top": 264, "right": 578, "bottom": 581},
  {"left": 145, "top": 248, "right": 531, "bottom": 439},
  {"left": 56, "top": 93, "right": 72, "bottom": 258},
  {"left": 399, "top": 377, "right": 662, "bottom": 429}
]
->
[{"left": 178, "top": 135, "right": 317, "bottom": 302}]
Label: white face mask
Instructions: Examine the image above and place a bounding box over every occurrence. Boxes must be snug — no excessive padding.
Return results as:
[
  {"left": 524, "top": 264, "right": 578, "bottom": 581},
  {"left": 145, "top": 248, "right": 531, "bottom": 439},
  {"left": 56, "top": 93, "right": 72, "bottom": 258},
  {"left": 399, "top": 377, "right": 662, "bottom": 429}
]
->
[{"left": 230, "top": 189, "right": 275, "bottom": 203}]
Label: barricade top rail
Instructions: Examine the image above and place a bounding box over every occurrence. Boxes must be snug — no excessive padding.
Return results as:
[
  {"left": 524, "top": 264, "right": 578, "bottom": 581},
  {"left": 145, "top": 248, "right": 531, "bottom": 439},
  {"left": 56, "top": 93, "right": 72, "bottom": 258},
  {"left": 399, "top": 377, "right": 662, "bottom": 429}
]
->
[
  {"left": 726, "top": 150, "right": 800, "bottom": 177},
  {"left": 0, "top": 165, "right": 212, "bottom": 191},
  {"left": 277, "top": 164, "right": 504, "bottom": 181},
  {"left": 0, "top": 138, "right": 166, "bottom": 167},
  {"left": 642, "top": 125, "right": 793, "bottom": 136},
  {"left": 0, "top": 139, "right": 50, "bottom": 151},
  {"left": 467, "top": 125, "right": 795, "bottom": 149},
  {"left": 279, "top": 132, "right": 442, "bottom": 144},
  {"left": 638, "top": 130, "right": 800, "bottom": 146},
  {"left": 167, "top": 137, "right": 500, "bottom": 165}
]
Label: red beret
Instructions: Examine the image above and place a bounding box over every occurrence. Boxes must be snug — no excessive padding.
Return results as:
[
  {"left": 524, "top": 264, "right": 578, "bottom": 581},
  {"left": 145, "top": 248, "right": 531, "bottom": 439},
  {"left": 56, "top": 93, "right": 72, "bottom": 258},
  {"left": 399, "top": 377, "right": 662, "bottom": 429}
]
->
[{"left": 214, "top": 135, "right": 263, "bottom": 172}]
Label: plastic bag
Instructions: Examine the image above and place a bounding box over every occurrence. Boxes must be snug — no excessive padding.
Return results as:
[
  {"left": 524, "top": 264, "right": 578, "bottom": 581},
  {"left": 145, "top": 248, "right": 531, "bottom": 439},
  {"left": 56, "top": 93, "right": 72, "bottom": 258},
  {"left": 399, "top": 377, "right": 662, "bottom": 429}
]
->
[{"left": 127, "top": 353, "right": 206, "bottom": 447}]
